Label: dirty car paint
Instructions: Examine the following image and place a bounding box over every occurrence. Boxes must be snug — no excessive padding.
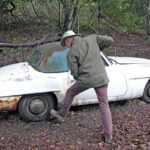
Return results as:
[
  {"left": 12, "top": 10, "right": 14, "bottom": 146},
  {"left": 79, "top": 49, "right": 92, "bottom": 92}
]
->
[
  {"left": 0, "top": 96, "right": 21, "bottom": 110},
  {"left": 0, "top": 62, "right": 29, "bottom": 82}
]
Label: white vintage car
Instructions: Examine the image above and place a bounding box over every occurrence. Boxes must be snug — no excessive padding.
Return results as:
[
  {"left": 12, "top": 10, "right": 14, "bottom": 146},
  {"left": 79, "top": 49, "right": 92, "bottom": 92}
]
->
[{"left": 0, "top": 42, "right": 150, "bottom": 121}]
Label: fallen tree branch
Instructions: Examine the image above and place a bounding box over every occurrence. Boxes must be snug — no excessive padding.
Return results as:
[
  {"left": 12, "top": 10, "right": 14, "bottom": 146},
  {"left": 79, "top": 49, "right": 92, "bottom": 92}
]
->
[
  {"left": 0, "top": 34, "right": 61, "bottom": 49},
  {"left": 115, "top": 43, "right": 141, "bottom": 46}
]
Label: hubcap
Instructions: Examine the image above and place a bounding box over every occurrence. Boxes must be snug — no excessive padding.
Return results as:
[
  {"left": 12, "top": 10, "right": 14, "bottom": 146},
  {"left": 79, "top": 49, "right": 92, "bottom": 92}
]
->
[{"left": 29, "top": 99, "right": 45, "bottom": 115}]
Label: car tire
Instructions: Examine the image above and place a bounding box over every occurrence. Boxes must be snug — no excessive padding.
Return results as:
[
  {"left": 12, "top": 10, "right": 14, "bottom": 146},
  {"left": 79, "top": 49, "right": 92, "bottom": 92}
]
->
[
  {"left": 18, "top": 94, "right": 55, "bottom": 122},
  {"left": 142, "top": 81, "right": 150, "bottom": 104}
]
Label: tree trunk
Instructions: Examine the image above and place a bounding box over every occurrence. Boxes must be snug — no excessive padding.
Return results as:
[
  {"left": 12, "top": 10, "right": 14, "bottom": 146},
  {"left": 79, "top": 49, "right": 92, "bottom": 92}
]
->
[
  {"left": 60, "top": 0, "right": 79, "bottom": 31},
  {"left": 146, "top": 0, "right": 150, "bottom": 35}
]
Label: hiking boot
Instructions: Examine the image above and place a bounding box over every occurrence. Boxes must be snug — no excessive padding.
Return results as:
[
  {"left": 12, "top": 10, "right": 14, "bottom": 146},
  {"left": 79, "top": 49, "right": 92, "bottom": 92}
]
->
[
  {"left": 104, "top": 134, "right": 112, "bottom": 144},
  {"left": 101, "top": 132, "right": 112, "bottom": 144},
  {"left": 50, "top": 109, "right": 65, "bottom": 123}
]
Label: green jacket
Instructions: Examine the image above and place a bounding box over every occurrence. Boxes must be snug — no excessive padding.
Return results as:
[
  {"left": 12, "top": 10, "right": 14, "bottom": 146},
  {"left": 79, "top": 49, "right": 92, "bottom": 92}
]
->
[{"left": 67, "top": 34, "right": 114, "bottom": 88}]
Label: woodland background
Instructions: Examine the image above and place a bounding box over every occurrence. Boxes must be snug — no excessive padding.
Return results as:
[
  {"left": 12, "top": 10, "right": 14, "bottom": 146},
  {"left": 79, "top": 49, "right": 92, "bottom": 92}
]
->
[{"left": 0, "top": 0, "right": 150, "bottom": 67}]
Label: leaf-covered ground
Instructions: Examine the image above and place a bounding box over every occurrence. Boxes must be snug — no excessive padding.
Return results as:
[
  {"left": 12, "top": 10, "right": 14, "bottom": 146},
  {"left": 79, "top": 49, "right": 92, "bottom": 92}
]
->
[
  {"left": 0, "top": 99, "right": 150, "bottom": 150},
  {"left": 0, "top": 28, "right": 150, "bottom": 149}
]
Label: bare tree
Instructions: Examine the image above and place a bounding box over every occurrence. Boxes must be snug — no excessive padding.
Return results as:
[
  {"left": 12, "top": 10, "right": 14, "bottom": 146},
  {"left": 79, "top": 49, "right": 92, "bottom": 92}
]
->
[
  {"left": 60, "top": 0, "right": 80, "bottom": 31},
  {"left": 146, "top": 0, "right": 150, "bottom": 35}
]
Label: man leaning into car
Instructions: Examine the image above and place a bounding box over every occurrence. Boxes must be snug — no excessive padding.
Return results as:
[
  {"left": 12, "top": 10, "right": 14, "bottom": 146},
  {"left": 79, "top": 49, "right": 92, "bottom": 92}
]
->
[{"left": 50, "top": 30, "right": 114, "bottom": 144}]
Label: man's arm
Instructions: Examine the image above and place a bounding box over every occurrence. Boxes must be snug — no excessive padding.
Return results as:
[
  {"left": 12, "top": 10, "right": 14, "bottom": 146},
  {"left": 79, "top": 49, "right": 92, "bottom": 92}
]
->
[
  {"left": 97, "top": 35, "right": 114, "bottom": 50},
  {"left": 67, "top": 52, "right": 79, "bottom": 80}
]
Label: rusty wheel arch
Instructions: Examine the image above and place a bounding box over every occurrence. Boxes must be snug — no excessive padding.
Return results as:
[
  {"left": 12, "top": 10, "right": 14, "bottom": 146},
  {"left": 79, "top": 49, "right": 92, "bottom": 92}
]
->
[{"left": 47, "top": 92, "right": 58, "bottom": 109}]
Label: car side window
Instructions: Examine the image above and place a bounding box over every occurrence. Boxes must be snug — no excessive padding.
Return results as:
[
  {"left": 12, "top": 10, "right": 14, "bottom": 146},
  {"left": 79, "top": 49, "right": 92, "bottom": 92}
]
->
[
  {"left": 29, "top": 50, "right": 43, "bottom": 66},
  {"left": 100, "top": 52, "right": 112, "bottom": 66}
]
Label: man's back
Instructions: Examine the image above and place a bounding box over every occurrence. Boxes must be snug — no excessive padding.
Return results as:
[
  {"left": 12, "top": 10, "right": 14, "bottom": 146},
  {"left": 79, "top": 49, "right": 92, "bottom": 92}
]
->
[{"left": 68, "top": 34, "right": 109, "bottom": 88}]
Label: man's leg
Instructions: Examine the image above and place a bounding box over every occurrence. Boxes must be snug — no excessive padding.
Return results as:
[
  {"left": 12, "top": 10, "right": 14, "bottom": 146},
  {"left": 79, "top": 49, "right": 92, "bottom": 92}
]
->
[
  {"left": 95, "top": 85, "right": 113, "bottom": 143},
  {"left": 51, "top": 83, "right": 88, "bottom": 120}
]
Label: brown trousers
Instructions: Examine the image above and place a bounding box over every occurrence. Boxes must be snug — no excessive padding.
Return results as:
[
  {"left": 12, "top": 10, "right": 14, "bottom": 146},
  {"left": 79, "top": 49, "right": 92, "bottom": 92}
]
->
[{"left": 59, "top": 83, "right": 113, "bottom": 138}]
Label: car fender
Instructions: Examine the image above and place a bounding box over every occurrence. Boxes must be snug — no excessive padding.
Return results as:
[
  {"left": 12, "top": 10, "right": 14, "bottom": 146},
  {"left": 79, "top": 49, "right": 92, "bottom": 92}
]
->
[
  {"left": 117, "top": 64, "right": 150, "bottom": 100},
  {"left": 0, "top": 75, "right": 63, "bottom": 96}
]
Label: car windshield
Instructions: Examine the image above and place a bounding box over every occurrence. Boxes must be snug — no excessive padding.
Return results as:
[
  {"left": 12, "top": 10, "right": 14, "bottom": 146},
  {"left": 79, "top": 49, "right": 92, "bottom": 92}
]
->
[
  {"left": 28, "top": 42, "right": 113, "bottom": 73},
  {"left": 28, "top": 42, "right": 69, "bottom": 73}
]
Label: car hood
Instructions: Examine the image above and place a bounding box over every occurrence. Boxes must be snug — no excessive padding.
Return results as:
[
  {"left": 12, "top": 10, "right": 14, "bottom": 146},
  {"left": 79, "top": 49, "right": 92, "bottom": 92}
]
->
[
  {"left": 0, "top": 62, "right": 29, "bottom": 82},
  {"left": 109, "top": 56, "right": 150, "bottom": 64}
]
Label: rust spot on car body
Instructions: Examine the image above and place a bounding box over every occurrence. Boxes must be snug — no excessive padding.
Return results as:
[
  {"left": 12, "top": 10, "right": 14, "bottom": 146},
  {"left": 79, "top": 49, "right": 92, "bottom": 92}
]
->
[{"left": 0, "top": 96, "right": 21, "bottom": 111}]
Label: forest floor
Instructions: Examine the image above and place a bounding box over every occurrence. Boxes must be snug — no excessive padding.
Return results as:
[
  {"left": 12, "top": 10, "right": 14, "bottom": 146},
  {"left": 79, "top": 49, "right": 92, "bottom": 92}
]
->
[
  {"left": 0, "top": 100, "right": 149, "bottom": 150},
  {"left": 0, "top": 27, "right": 150, "bottom": 150}
]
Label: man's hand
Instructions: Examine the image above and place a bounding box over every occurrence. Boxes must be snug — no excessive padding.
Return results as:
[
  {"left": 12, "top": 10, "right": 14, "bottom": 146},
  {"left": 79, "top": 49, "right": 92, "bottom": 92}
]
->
[{"left": 97, "top": 35, "right": 114, "bottom": 50}]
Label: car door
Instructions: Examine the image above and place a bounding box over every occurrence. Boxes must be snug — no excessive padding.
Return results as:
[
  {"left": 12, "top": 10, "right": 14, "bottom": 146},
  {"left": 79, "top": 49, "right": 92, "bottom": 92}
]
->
[
  {"left": 77, "top": 56, "right": 127, "bottom": 102},
  {"left": 68, "top": 53, "right": 127, "bottom": 104},
  {"left": 70, "top": 65, "right": 127, "bottom": 104},
  {"left": 106, "top": 65, "right": 127, "bottom": 100},
  {"left": 71, "top": 65, "right": 127, "bottom": 103}
]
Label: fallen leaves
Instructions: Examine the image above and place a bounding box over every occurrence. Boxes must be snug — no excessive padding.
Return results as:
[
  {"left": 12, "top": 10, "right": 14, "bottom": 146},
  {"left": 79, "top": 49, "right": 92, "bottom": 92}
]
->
[{"left": 0, "top": 100, "right": 150, "bottom": 149}]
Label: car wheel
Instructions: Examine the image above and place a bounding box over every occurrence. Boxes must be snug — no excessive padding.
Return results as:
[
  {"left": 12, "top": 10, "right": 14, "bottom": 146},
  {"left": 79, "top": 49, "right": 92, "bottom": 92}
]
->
[
  {"left": 18, "top": 94, "right": 55, "bottom": 121},
  {"left": 142, "top": 82, "right": 150, "bottom": 104}
]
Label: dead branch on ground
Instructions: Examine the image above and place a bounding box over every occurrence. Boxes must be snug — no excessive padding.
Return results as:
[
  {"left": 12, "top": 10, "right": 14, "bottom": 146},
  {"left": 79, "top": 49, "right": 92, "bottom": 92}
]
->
[{"left": 0, "top": 34, "right": 61, "bottom": 49}]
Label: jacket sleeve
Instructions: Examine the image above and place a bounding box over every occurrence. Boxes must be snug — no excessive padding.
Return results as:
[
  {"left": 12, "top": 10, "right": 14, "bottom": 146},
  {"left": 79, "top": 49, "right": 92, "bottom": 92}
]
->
[
  {"left": 67, "top": 50, "right": 79, "bottom": 80},
  {"left": 96, "top": 35, "right": 114, "bottom": 50}
]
